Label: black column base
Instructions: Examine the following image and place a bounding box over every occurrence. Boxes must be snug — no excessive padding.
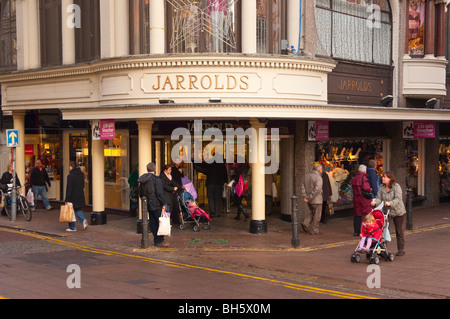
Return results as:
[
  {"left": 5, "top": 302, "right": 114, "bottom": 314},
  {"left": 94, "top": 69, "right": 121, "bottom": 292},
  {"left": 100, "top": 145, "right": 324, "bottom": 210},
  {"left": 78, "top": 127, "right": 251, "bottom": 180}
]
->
[
  {"left": 249, "top": 220, "right": 267, "bottom": 234},
  {"left": 90, "top": 211, "right": 107, "bottom": 225}
]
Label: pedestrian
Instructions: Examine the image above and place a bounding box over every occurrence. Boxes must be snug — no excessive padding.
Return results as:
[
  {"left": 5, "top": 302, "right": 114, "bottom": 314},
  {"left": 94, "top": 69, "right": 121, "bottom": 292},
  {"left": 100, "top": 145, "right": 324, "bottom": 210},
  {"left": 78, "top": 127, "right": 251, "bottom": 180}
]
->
[
  {"left": 138, "top": 162, "right": 168, "bottom": 248},
  {"left": 350, "top": 165, "right": 373, "bottom": 236},
  {"left": 320, "top": 169, "right": 332, "bottom": 224},
  {"left": 367, "top": 159, "right": 380, "bottom": 198},
  {"left": 356, "top": 213, "right": 382, "bottom": 252},
  {"left": 1, "top": 163, "right": 21, "bottom": 215},
  {"left": 160, "top": 164, "right": 183, "bottom": 214},
  {"left": 64, "top": 161, "right": 88, "bottom": 232},
  {"left": 128, "top": 163, "right": 139, "bottom": 217},
  {"left": 170, "top": 158, "right": 185, "bottom": 222},
  {"left": 232, "top": 164, "right": 250, "bottom": 221},
  {"left": 371, "top": 171, "right": 406, "bottom": 256},
  {"left": 29, "top": 159, "right": 53, "bottom": 211},
  {"left": 301, "top": 164, "right": 324, "bottom": 235},
  {"left": 196, "top": 159, "right": 228, "bottom": 217}
]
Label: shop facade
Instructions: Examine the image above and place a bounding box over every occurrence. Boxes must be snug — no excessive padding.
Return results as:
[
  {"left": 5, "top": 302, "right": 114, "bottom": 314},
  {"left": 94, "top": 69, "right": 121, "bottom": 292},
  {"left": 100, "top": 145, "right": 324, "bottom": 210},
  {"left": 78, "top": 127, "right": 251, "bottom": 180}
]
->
[{"left": 1, "top": 0, "right": 450, "bottom": 234}]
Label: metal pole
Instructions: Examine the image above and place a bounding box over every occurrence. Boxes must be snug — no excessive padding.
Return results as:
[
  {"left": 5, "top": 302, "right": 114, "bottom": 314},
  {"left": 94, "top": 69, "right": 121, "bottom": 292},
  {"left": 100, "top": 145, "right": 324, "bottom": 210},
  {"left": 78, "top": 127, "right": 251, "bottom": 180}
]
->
[
  {"left": 11, "top": 148, "right": 17, "bottom": 222},
  {"left": 291, "top": 195, "right": 300, "bottom": 247},
  {"left": 141, "top": 197, "right": 150, "bottom": 248},
  {"left": 406, "top": 187, "right": 413, "bottom": 230}
]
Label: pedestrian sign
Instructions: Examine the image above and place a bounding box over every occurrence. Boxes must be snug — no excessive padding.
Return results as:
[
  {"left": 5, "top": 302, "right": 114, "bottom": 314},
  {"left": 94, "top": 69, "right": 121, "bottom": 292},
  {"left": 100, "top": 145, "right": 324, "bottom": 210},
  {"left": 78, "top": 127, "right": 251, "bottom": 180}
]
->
[{"left": 6, "top": 129, "right": 19, "bottom": 147}]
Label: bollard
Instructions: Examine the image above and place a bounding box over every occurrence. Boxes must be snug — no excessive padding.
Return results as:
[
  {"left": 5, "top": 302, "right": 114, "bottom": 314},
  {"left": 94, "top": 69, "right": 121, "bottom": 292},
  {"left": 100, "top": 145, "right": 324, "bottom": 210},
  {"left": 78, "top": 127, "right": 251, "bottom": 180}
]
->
[
  {"left": 141, "top": 197, "right": 150, "bottom": 248},
  {"left": 406, "top": 187, "right": 414, "bottom": 230},
  {"left": 291, "top": 195, "right": 300, "bottom": 247}
]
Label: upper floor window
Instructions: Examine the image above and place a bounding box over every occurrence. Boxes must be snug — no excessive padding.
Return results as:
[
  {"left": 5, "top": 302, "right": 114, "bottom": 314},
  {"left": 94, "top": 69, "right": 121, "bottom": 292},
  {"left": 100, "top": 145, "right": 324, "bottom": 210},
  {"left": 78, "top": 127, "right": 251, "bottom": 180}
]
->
[
  {"left": 40, "top": 0, "right": 62, "bottom": 67},
  {"left": 316, "top": 0, "right": 392, "bottom": 65},
  {"left": 0, "top": 0, "right": 16, "bottom": 71},
  {"left": 74, "top": 0, "right": 100, "bottom": 62},
  {"left": 257, "top": 0, "right": 285, "bottom": 54},
  {"left": 167, "top": 0, "right": 240, "bottom": 53},
  {"left": 129, "top": 0, "right": 150, "bottom": 54}
]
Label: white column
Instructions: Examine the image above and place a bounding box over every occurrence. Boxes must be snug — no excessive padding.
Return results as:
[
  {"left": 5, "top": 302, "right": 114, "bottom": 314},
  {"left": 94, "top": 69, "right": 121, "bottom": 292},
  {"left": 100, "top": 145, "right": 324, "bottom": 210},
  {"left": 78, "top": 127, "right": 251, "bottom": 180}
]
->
[
  {"left": 62, "top": 0, "right": 76, "bottom": 65},
  {"left": 115, "top": 0, "right": 129, "bottom": 56},
  {"left": 27, "top": 0, "right": 40, "bottom": 69},
  {"left": 249, "top": 119, "right": 267, "bottom": 234},
  {"left": 100, "top": 0, "right": 115, "bottom": 58},
  {"left": 12, "top": 111, "right": 26, "bottom": 187},
  {"left": 287, "top": 0, "right": 301, "bottom": 52},
  {"left": 150, "top": 0, "right": 165, "bottom": 54},
  {"left": 241, "top": 0, "right": 257, "bottom": 54},
  {"left": 92, "top": 138, "right": 106, "bottom": 224},
  {"left": 137, "top": 119, "right": 154, "bottom": 219}
]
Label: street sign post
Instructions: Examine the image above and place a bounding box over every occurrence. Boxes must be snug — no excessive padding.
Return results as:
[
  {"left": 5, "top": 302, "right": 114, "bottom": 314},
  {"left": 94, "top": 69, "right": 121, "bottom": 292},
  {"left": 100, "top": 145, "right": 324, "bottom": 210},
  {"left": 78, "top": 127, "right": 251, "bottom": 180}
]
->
[{"left": 6, "top": 129, "right": 19, "bottom": 221}]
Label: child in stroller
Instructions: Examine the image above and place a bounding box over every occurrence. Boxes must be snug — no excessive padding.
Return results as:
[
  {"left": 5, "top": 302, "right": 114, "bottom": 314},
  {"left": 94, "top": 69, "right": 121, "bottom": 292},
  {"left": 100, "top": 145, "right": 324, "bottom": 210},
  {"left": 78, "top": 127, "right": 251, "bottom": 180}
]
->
[
  {"left": 351, "top": 208, "right": 395, "bottom": 264},
  {"left": 178, "top": 191, "right": 211, "bottom": 232}
]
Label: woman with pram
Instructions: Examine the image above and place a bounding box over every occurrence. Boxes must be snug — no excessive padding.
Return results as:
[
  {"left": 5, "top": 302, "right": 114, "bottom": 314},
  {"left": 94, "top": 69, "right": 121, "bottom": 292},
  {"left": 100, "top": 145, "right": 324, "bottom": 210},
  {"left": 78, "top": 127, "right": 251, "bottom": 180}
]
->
[{"left": 371, "top": 171, "right": 406, "bottom": 257}]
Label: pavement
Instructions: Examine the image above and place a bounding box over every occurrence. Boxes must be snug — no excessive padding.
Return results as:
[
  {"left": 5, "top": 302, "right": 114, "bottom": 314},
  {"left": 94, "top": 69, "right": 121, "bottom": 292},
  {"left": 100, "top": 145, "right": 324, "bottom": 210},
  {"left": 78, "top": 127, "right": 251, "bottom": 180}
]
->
[{"left": 1, "top": 201, "right": 450, "bottom": 299}]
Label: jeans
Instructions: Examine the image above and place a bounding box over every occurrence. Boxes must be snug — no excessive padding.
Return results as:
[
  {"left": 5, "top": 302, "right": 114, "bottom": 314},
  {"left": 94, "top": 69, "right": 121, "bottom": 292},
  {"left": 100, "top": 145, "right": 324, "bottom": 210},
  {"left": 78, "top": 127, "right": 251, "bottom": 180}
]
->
[
  {"left": 31, "top": 185, "right": 51, "bottom": 209},
  {"left": 68, "top": 208, "right": 87, "bottom": 230},
  {"left": 207, "top": 184, "right": 223, "bottom": 216}
]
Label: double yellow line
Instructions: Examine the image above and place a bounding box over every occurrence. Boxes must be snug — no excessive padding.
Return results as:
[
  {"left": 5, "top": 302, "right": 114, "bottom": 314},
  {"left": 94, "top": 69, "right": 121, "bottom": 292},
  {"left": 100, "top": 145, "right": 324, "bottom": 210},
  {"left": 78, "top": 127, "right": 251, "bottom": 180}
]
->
[{"left": 0, "top": 227, "right": 375, "bottom": 299}]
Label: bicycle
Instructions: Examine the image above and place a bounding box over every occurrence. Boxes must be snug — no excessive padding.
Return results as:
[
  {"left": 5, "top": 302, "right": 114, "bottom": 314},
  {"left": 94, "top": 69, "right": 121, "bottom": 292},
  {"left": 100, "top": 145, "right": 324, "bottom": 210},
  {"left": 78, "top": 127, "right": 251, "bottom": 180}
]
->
[{"left": 2, "top": 184, "right": 32, "bottom": 221}]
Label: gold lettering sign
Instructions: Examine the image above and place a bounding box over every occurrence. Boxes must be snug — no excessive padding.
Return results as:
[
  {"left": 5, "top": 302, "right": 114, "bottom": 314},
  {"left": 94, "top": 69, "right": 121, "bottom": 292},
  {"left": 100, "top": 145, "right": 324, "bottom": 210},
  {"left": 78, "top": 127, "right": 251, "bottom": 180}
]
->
[
  {"left": 150, "top": 74, "right": 249, "bottom": 91},
  {"left": 337, "top": 79, "right": 372, "bottom": 92}
]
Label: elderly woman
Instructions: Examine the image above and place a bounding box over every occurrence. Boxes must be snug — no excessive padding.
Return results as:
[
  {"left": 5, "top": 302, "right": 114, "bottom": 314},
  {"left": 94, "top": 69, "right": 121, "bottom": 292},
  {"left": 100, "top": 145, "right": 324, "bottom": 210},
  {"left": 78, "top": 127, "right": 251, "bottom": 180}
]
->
[
  {"left": 350, "top": 165, "right": 373, "bottom": 236},
  {"left": 372, "top": 171, "right": 406, "bottom": 256}
]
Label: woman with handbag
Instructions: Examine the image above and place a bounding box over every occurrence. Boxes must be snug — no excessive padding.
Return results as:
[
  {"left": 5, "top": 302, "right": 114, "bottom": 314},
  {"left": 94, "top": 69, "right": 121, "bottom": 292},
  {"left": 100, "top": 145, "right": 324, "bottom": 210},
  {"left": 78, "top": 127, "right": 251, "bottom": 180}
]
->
[
  {"left": 65, "top": 161, "right": 88, "bottom": 231},
  {"left": 350, "top": 165, "right": 373, "bottom": 236},
  {"left": 371, "top": 171, "right": 406, "bottom": 256}
]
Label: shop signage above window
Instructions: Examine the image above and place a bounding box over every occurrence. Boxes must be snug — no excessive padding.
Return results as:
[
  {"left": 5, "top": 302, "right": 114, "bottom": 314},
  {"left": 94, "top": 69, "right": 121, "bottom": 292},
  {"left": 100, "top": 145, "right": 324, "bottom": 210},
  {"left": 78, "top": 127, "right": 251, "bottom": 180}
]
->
[
  {"left": 308, "top": 121, "right": 329, "bottom": 141},
  {"left": 403, "top": 121, "right": 435, "bottom": 139},
  {"left": 92, "top": 119, "right": 115, "bottom": 140}
]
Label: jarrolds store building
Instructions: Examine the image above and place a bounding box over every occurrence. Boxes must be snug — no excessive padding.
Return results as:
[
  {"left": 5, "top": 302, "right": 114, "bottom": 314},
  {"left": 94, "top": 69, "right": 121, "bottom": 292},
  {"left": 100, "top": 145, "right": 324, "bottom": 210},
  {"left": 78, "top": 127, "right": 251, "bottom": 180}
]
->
[{"left": 1, "top": 0, "right": 450, "bottom": 233}]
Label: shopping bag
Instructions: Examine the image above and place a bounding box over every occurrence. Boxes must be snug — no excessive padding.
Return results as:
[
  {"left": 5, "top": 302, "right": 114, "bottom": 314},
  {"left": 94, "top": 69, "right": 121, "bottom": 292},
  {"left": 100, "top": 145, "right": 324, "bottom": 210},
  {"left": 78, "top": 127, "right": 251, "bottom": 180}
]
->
[
  {"left": 59, "top": 203, "right": 74, "bottom": 223},
  {"left": 157, "top": 210, "right": 171, "bottom": 236},
  {"left": 26, "top": 188, "right": 34, "bottom": 206}
]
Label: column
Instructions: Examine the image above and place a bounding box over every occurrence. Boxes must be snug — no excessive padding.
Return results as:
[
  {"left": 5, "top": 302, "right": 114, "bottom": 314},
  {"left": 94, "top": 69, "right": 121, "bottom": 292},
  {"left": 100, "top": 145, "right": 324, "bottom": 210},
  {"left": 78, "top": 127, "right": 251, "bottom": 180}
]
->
[
  {"left": 62, "top": 0, "right": 76, "bottom": 65},
  {"left": 137, "top": 119, "right": 154, "bottom": 223},
  {"left": 115, "top": 0, "right": 129, "bottom": 56},
  {"left": 249, "top": 119, "right": 266, "bottom": 234},
  {"left": 424, "top": 0, "right": 435, "bottom": 58},
  {"left": 12, "top": 111, "right": 26, "bottom": 188},
  {"left": 100, "top": 0, "right": 114, "bottom": 58},
  {"left": 150, "top": 0, "right": 165, "bottom": 54},
  {"left": 287, "top": 0, "right": 301, "bottom": 53},
  {"left": 91, "top": 138, "right": 106, "bottom": 225},
  {"left": 241, "top": 0, "right": 257, "bottom": 54}
]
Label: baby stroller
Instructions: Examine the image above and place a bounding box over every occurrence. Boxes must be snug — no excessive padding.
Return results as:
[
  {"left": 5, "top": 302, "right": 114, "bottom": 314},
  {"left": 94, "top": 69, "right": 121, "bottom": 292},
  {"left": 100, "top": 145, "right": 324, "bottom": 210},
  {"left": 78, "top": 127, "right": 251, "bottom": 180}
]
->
[
  {"left": 177, "top": 191, "right": 211, "bottom": 232},
  {"left": 350, "top": 207, "right": 395, "bottom": 265}
]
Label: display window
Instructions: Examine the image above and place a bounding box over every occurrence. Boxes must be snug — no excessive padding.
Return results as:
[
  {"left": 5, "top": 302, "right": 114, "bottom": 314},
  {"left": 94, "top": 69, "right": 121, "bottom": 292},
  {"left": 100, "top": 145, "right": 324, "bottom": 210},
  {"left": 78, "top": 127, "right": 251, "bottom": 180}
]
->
[
  {"left": 315, "top": 139, "right": 383, "bottom": 209},
  {"left": 439, "top": 138, "right": 450, "bottom": 199},
  {"left": 68, "top": 132, "right": 90, "bottom": 205},
  {"left": 24, "top": 133, "right": 61, "bottom": 200},
  {"left": 405, "top": 139, "right": 419, "bottom": 195}
]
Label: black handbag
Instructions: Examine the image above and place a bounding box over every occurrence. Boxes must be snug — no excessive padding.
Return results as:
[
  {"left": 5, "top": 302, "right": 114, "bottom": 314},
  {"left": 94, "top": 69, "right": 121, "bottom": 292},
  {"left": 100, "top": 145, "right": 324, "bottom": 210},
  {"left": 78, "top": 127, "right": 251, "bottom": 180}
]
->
[{"left": 360, "top": 176, "right": 373, "bottom": 199}]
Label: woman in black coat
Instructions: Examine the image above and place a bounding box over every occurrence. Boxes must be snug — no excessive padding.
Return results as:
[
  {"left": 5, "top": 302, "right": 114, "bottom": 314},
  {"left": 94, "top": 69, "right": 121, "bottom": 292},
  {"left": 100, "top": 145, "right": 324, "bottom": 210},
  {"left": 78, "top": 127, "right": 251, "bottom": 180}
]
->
[
  {"left": 160, "top": 164, "right": 183, "bottom": 215},
  {"left": 65, "top": 161, "right": 88, "bottom": 231}
]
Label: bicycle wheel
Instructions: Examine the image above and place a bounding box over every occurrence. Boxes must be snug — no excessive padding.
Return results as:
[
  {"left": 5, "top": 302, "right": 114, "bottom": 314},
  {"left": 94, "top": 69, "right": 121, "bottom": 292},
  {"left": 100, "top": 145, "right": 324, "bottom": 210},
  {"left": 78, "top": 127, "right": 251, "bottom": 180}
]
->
[
  {"left": 3, "top": 197, "right": 12, "bottom": 220},
  {"left": 20, "top": 196, "right": 32, "bottom": 221}
]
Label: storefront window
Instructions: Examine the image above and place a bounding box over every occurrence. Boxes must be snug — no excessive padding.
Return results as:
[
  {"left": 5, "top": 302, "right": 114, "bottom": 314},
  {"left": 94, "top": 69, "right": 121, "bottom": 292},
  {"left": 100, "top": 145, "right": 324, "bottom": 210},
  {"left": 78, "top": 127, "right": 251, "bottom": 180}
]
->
[
  {"left": 405, "top": 139, "right": 419, "bottom": 194},
  {"left": 316, "top": 0, "right": 392, "bottom": 65},
  {"left": 167, "top": 0, "right": 239, "bottom": 53},
  {"left": 439, "top": 138, "right": 450, "bottom": 199},
  {"left": 315, "top": 139, "right": 383, "bottom": 208},
  {"left": 407, "top": 0, "right": 425, "bottom": 55},
  {"left": 24, "top": 133, "right": 61, "bottom": 200},
  {"left": 129, "top": 0, "right": 150, "bottom": 54},
  {"left": 0, "top": 0, "right": 17, "bottom": 71},
  {"left": 104, "top": 130, "right": 129, "bottom": 210},
  {"left": 257, "top": 0, "right": 284, "bottom": 54}
]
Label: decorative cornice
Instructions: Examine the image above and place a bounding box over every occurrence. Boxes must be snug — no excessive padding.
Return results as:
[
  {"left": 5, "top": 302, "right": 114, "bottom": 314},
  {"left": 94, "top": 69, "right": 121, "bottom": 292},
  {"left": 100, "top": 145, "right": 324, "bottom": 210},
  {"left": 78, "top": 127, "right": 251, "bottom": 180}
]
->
[{"left": 0, "top": 54, "right": 337, "bottom": 84}]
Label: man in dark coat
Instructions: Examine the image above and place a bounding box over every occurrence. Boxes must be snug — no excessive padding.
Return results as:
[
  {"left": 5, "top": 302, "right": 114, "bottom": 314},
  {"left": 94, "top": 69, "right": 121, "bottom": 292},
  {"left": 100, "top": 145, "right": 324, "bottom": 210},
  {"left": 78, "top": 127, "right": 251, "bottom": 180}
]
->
[
  {"left": 30, "top": 159, "right": 53, "bottom": 211},
  {"left": 138, "top": 162, "right": 168, "bottom": 247},
  {"left": 65, "top": 161, "right": 87, "bottom": 231}
]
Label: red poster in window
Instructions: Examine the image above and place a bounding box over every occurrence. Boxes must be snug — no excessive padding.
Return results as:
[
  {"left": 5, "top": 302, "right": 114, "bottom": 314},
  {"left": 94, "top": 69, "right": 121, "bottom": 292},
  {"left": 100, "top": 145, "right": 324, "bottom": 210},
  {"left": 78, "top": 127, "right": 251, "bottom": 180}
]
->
[{"left": 408, "top": 0, "right": 425, "bottom": 55}]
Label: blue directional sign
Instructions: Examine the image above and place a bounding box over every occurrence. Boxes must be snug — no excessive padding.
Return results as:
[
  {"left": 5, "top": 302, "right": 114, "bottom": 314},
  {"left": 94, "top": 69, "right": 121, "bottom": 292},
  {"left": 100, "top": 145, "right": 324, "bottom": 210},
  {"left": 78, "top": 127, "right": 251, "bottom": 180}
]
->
[{"left": 6, "top": 129, "right": 20, "bottom": 147}]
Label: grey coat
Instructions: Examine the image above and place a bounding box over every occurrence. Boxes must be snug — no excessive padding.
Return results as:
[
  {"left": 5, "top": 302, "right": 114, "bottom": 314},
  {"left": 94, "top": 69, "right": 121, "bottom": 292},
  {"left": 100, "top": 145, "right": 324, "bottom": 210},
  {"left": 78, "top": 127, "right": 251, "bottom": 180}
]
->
[
  {"left": 373, "top": 183, "right": 406, "bottom": 217},
  {"left": 301, "top": 170, "right": 323, "bottom": 205}
]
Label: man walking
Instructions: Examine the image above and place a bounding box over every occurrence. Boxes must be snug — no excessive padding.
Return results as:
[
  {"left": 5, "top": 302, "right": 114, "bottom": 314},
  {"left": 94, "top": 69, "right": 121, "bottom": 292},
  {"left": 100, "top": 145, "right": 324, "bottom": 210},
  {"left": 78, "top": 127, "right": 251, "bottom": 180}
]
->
[
  {"left": 29, "top": 159, "right": 53, "bottom": 211},
  {"left": 301, "top": 164, "right": 324, "bottom": 235},
  {"left": 138, "top": 162, "right": 168, "bottom": 247}
]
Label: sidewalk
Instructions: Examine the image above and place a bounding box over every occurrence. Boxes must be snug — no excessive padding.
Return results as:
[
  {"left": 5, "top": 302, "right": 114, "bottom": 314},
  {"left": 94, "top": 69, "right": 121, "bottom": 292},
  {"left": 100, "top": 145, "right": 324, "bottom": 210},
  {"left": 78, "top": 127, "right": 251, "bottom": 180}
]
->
[{"left": 1, "top": 202, "right": 450, "bottom": 298}]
